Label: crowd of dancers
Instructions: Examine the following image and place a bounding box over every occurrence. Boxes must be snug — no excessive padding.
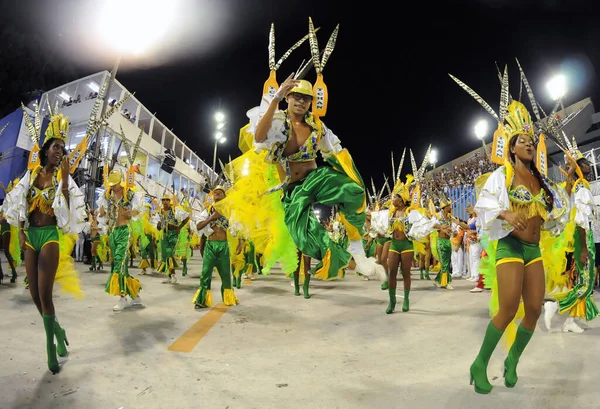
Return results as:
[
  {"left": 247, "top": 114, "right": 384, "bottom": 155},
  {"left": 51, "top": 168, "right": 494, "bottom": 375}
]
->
[{"left": 0, "top": 19, "right": 597, "bottom": 396}]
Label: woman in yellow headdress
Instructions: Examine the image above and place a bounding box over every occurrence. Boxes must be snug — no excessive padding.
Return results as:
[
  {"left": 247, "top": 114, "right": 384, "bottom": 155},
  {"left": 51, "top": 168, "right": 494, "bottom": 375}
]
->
[
  {"left": 3, "top": 114, "right": 87, "bottom": 374},
  {"left": 451, "top": 64, "right": 570, "bottom": 394}
]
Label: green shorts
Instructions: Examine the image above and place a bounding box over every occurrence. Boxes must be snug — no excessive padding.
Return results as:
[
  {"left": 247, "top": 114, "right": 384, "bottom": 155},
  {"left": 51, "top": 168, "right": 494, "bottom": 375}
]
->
[
  {"left": 1, "top": 222, "right": 10, "bottom": 234},
  {"left": 495, "top": 235, "right": 542, "bottom": 267},
  {"left": 25, "top": 225, "right": 59, "bottom": 253},
  {"left": 376, "top": 237, "right": 391, "bottom": 246},
  {"left": 390, "top": 238, "right": 413, "bottom": 254}
]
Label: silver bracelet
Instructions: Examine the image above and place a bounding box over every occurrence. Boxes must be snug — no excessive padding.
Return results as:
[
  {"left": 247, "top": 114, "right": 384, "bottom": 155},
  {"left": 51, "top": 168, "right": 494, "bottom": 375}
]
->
[{"left": 274, "top": 93, "right": 284, "bottom": 101}]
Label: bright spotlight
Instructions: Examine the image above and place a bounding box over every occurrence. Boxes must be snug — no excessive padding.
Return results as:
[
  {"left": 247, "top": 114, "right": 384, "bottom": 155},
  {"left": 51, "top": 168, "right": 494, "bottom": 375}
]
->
[
  {"left": 430, "top": 148, "right": 438, "bottom": 164},
  {"left": 214, "top": 131, "right": 223, "bottom": 140},
  {"left": 219, "top": 137, "right": 226, "bottom": 144},
  {"left": 547, "top": 74, "right": 567, "bottom": 101},
  {"left": 216, "top": 122, "right": 225, "bottom": 130},
  {"left": 214, "top": 112, "right": 225, "bottom": 122},
  {"left": 97, "top": 0, "right": 177, "bottom": 55},
  {"left": 474, "top": 120, "right": 488, "bottom": 140}
]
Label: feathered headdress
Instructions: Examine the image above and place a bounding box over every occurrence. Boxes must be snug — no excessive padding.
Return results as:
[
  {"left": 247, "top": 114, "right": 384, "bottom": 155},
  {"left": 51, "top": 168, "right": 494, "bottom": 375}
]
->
[
  {"left": 21, "top": 75, "right": 130, "bottom": 172},
  {"left": 391, "top": 148, "right": 412, "bottom": 203},
  {"left": 307, "top": 18, "right": 339, "bottom": 120},
  {"left": 408, "top": 144, "right": 431, "bottom": 208},
  {"left": 449, "top": 59, "right": 566, "bottom": 176}
]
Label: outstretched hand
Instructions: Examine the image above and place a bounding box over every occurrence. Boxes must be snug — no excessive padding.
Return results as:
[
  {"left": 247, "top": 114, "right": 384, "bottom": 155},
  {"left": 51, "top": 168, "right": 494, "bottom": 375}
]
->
[{"left": 275, "top": 72, "right": 299, "bottom": 99}]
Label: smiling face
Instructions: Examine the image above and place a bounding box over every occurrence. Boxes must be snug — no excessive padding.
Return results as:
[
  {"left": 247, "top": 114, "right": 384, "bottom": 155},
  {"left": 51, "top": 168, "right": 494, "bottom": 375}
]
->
[
  {"left": 510, "top": 134, "right": 535, "bottom": 163},
  {"left": 286, "top": 92, "right": 312, "bottom": 116},
  {"left": 44, "top": 138, "right": 66, "bottom": 167}
]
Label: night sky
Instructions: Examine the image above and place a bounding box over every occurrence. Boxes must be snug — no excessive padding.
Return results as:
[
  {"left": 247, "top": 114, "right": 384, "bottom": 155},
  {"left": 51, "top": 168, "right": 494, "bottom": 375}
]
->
[{"left": 3, "top": 0, "right": 600, "bottom": 187}]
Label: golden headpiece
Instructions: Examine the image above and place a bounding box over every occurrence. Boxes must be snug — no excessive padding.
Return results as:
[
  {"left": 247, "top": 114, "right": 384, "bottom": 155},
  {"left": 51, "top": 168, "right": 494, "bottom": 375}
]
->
[
  {"left": 503, "top": 101, "right": 534, "bottom": 140},
  {"left": 439, "top": 198, "right": 452, "bottom": 210},
  {"left": 393, "top": 174, "right": 414, "bottom": 204},
  {"left": 289, "top": 80, "right": 313, "bottom": 97},
  {"left": 561, "top": 131, "right": 585, "bottom": 161},
  {"left": 448, "top": 59, "right": 565, "bottom": 175},
  {"left": 44, "top": 114, "right": 69, "bottom": 144},
  {"left": 107, "top": 170, "right": 123, "bottom": 187}
]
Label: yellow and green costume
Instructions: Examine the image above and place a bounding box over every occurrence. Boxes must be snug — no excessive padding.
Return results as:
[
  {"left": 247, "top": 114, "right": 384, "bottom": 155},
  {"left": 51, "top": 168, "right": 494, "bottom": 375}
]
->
[{"left": 98, "top": 172, "right": 143, "bottom": 301}]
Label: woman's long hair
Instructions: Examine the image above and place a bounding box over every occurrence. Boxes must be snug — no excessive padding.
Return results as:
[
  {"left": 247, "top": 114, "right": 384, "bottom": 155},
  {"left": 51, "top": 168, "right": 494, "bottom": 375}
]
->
[{"left": 508, "top": 135, "right": 554, "bottom": 212}]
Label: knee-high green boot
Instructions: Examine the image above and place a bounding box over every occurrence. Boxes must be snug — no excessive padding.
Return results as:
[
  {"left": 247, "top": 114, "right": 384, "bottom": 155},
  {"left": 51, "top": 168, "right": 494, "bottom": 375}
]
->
[
  {"left": 504, "top": 324, "right": 534, "bottom": 388},
  {"left": 54, "top": 317, "right": 69, "bottom": 357},
  {"left": 402, "top": 289, "right": 410, "bottom": 312},
  {"left": 293, "top": 273, "right": 300, "bottom": 296},
  {"left": 303, "top": 274, "right": 311, "bottom": 299},
  {"left": 42, "top": 313, "right": 60, "bottom": 374},
  {"left": 419, "top": 267, "right": 424, "bottom": 279},
  {"left": 89, "top": 256, "right": 96, "bottom": 271},
  {"left": 182, "top": 258, "right": 188, "bottom": 276},
  {"left": 469, "top": 321, "right": 504, "bottom": 394},
  {"left": 386, "top": 288, "right": 396, "bottom": 314}
]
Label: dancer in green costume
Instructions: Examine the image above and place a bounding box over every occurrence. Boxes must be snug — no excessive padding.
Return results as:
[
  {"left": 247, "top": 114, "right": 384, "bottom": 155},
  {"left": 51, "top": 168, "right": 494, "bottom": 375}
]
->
[
  {"left": 451, "top": 65, "right": 570, "bottom": 394},
  {"left": 4, "top": 113, "right": 87, "bottom": 373},
  {"left": 98, "top": 170, "right": 144, "bottom": 312}
]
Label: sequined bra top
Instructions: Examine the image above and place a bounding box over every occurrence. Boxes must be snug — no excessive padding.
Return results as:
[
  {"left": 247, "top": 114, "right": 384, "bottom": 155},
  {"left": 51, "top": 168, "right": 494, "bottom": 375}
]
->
[
  {"left": 388, "top": 208, "right": 410, "bottom": 235},
  {"left": 508, "top": 185, "right": 548, "bottom": 220},
  {"left": 27, "top": 171, "right": 58, "bottom": 217}
]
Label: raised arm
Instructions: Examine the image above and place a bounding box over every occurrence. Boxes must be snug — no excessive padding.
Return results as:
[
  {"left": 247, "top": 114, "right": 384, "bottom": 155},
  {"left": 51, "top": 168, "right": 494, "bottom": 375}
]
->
[{"left": 255, "top": 73, "right": 298, "bottom": 143}]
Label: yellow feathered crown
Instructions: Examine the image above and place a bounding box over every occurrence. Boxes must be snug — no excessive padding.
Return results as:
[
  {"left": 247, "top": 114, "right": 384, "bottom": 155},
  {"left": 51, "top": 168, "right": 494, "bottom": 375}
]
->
[
  {"left": 449, "top": 59, "right": 568, "bottom": 171},
  {"left": 393, "top": 174, "right": 414, "bottom": 204},
  {"left": 561, "top": 131, "right": 585, "bottom": 161},
  {"left": 503, "top": 101, "right": 534, "bottom": 140},
  {"left": 44, "top": 114, "right": 69, "bottom": 144}
]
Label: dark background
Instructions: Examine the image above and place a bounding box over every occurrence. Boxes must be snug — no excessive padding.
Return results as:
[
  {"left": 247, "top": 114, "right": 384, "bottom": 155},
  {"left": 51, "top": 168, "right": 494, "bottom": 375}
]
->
[{"left": 2, "top": 0, "right": 599, "bottom": 188}]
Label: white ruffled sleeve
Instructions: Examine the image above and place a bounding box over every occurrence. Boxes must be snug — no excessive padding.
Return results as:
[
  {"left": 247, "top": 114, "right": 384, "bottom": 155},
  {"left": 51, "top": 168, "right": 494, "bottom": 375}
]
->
[
  {"left": 248, "top": 96, "right": 287, "bottom": 152},
  {"left": 191, "top": 209, "right": 213, "bottom": 237},
  {"left": 371, "top": 210, "right": 389, "bottom": 236},
  {"left": 174, "top": 207, "right": 190, "bottom": 224},
  {"left": 53, "top": 176, "right": 87, "bottom": 235},
  {"left": 3, "top": 171, "right": 30, "bottom": 226},
  {"left": 573, "top": 184, "right": 594, "bottom": 230},
  {"left": 474, "top": 167, "right": 512, "bottom": 241},
  {"left": 539, "top": 181, "right": 570, "bottom": 236},
  {"left": 129, "top": 192, "right": 144, "bottom": 221},
  {"left": 317, "top": 122, "right": 343, "bottom": 160},
  {"left": 408, "top": 210, "right": 437, "bottom": 241},
  {"left": 96, "top": 195, "right": 108, "bottom": 213}
]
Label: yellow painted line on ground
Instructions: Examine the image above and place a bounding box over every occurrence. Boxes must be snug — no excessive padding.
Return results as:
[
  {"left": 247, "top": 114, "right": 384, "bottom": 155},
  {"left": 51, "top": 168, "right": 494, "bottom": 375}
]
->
[{"left": 168, "top": 303, "right": 230, "bottom": 353}]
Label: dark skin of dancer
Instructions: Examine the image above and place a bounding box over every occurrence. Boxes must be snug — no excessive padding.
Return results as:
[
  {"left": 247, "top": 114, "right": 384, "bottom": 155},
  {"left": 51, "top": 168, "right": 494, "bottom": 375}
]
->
[{"left": 19, "top": 140, "right": 70, "bottom": 317}]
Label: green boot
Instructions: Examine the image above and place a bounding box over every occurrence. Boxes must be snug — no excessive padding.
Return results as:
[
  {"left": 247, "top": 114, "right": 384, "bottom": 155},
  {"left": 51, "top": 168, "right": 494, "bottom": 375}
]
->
[
  {"left": 425, "top": 269, "right": 430, "bottom": 280},
  {"left": 402, "top": 289, "right": 410, "bottom": 312},
  {"left": 386, "top": 288, "right": 396, "bottom": 314},
  {"left": 303, "top": 274, "right": 311, "bottom": 299},
  {"left": 182, "top": 259, "right": 188, "bottom": 276},
  {"left": 381, "top": 281, "right": 389, "bottom": 290},
  {"left": 469, "top": 321, "right": 504, "bottom": 394},
  {"left": 419, "top": 268, "right": 424, "bottom": 280},
  {"left": 54, "top": 317, "right": 69, "bottom": 357},
  {"left": 89, "top": 256, "right": 96, "bottom": 271},
  {"left": 293, "top": 273, "right": 301, "bottom": 296},
  {"left": 42, "top": 313, "right": 60, "bottom": 374},
  {"left": 504, "top": 324, "right": 534, "bottom": 388}
]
